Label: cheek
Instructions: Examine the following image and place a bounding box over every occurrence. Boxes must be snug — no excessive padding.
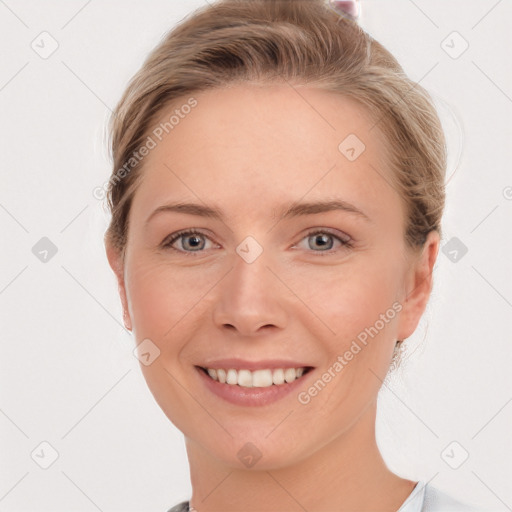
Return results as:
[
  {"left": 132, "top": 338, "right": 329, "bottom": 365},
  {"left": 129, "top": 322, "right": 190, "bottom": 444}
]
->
[
  {"left": 294, "top": 256, "right": 402, "bottom": 344},
  {"left": 125, "top": 259, "right": 228, "bottom": 352},
  {"left": 126, "top": 262, "right": 196, "bottom": 340},
  {"left": 296, "top": 263, "right": 402, "bottom": 420},
  {"left": 125, "top": 262, "right": 205, "bottom": 426}
]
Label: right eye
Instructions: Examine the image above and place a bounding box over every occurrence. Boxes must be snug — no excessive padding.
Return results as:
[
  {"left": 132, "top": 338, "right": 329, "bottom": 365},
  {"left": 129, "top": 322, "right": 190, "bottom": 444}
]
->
[{"left": 161, "top": 229, "right": 217, "bottom": 254}]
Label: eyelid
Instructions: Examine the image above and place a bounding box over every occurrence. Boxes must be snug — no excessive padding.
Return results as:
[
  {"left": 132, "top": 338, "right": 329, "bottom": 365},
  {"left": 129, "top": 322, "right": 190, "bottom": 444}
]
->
[{"left": 301, "top": 227, "right": 352, "bottom": 244}]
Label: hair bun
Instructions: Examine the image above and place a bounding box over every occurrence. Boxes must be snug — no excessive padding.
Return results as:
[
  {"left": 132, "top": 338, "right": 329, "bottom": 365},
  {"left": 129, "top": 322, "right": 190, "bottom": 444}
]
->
[{"left": 329, "top": 0, "right": 360, "bottom": 20}]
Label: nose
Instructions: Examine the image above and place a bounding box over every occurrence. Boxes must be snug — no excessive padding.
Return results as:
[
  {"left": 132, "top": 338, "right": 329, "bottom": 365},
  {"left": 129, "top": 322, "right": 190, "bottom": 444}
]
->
[{"left": 212, "top": 248, "right": 288, "bottom": 337}]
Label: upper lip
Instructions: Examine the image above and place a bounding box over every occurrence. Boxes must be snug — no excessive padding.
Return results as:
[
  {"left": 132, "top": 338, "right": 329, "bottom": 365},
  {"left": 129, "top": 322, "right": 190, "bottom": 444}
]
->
[{"left": 199, "top": 358, "right": 314, "bottom": 371}]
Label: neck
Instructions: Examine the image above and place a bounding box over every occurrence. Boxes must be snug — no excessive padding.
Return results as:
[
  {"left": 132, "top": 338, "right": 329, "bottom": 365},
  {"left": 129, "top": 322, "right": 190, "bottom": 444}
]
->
[{"left": 184, "top": 400, "right": 416, "bottom": 512}]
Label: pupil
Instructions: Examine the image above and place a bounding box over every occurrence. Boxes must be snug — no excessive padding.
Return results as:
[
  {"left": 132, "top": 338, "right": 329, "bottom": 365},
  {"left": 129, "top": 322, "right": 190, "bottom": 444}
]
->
[
  {"left": 186, "top": 235, "right": 202, "bottom": 250},
  {"left": 313, "top": 234, "right": 332, "bottom": 250}
]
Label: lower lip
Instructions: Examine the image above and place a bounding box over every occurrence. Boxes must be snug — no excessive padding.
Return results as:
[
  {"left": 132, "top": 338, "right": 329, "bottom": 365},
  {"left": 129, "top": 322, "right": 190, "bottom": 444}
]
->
[{"left": 196, "top": 366, "right": 313, "bottom": 407}]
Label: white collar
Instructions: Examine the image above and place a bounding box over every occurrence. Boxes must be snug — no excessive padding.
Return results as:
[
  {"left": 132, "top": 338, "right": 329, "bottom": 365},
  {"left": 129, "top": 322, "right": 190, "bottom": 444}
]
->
[{"left": 397, "top": 480, "right": 427, "bottom": 512}]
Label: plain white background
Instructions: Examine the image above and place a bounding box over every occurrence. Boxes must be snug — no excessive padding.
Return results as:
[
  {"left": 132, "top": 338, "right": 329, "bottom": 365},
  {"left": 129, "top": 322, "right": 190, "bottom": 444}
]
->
[{"left": 1, "top": 0, "right": 511, "bottom": 510}]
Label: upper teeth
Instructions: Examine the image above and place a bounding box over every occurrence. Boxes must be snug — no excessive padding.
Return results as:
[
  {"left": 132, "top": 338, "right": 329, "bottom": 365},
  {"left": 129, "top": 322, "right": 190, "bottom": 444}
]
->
[{"left": 206, "top": 367, "right": 306, "bottom": 388}]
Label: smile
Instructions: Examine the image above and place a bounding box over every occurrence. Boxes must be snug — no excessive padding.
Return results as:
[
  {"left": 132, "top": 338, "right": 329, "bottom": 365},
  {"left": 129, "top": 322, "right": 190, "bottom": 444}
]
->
[
  {"left": 200, "top": 366, "right": 313, "bottom": 388},
  {"left": 195, "top": 364, "right": 315, "bottom": 407}
]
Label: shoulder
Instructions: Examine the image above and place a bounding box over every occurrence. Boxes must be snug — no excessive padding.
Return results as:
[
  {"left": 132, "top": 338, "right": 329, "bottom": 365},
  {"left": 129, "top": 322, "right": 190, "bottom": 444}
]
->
[
  {"left": 166, "top": 501, "right": 189, "bottom": 512},
  {"left": 422, "top": 485, "right": 487, "bottom": 512}
]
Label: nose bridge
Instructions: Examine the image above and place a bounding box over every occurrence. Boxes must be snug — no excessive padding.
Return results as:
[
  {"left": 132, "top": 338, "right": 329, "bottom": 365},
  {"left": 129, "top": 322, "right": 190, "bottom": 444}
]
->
[{"left": 212, "top": 236, "right": 288, "bottom": 335}]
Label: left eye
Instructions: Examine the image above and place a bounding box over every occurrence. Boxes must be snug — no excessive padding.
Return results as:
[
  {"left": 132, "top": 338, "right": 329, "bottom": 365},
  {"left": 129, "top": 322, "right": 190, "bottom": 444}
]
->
[
  {"left": 295, "top": 229, "right": 353, "bottom": 254},
  {"left": 161, "top": 229, "right": 353, "bottom": 255}
]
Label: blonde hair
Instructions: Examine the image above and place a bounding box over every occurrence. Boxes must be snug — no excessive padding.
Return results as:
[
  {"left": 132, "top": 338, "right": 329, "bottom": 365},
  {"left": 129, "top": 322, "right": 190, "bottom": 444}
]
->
[{"left": 105, "top": 0, "right": 446, "bottom": 259}]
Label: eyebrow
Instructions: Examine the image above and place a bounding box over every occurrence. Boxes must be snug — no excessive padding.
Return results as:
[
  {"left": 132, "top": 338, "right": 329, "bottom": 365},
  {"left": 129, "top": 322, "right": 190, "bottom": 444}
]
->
[{"left": 145, "top": 199, "right": 370, "bottom": 226}]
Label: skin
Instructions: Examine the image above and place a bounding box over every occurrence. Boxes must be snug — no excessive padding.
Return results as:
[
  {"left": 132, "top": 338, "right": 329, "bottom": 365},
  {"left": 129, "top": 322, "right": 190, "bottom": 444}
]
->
[{"left": 106, "top": 84, "right": 440, "bottom": 511}]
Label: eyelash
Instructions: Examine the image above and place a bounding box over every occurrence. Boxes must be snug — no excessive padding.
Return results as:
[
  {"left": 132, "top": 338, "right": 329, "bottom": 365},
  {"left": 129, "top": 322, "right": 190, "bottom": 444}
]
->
[{"left": 161, "top": 228, "right": 354, "bottom": 256}]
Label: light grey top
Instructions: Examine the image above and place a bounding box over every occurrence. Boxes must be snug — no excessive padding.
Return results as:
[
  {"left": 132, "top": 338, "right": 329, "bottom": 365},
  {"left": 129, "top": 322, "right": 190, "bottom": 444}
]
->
[
  {"left": 397, "top": 480, "right": 484, "bottom": 511},
  {"left": 167, "top": 480, "right": 485, "bottom": 511}
]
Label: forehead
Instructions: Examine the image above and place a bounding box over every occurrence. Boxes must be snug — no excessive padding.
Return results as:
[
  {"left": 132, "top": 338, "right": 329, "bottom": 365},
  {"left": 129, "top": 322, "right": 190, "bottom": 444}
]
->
[{"left": 131, "top": 84, "right": 399, "bottom": 221}]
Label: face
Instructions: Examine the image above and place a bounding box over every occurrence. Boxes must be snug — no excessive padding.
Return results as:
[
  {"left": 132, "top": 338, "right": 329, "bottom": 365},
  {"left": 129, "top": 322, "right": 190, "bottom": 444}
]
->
[{"left": 107, "top": 84, "right": 438, "bottom": 470}]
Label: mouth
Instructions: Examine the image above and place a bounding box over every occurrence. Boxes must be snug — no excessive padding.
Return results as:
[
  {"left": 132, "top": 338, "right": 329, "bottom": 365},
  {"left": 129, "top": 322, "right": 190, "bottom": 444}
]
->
[{"left": 196, "top": 365, "right": 314, "bottom": 388}]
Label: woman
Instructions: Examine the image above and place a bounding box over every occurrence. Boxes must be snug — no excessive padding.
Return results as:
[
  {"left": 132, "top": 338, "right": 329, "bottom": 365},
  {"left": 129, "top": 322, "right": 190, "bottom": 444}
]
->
[{"left": 104, "top": 1, "right": 483, "bottom": 510}]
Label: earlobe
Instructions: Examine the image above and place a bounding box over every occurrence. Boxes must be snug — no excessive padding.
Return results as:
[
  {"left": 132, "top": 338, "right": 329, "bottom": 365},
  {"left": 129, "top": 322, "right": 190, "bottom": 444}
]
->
[
  {"left": 396, "top": 231, "right": 440, "bottom": 340},
  {"left": 122, "top": 307, "right": 132, "bottom": 331},
  {"left": 105, "top": 241, "right": 132, "bottom": 331}
]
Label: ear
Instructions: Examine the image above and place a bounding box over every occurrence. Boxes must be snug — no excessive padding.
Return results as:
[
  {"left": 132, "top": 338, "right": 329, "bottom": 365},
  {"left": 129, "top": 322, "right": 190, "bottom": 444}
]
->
[
  {"left": 105, "top": 239, "right": 132, "bottom": 331},
  {"left": 396, "top": 230, "right": 440, "bottom": 340}
]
